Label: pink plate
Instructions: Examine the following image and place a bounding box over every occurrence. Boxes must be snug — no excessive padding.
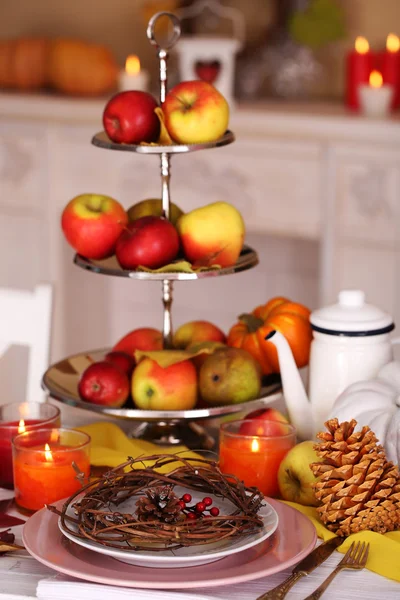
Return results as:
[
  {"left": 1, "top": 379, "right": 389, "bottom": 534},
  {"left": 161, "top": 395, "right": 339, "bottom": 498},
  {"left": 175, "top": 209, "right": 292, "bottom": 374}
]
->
[{"left": 22, "top": 498, "right": 316, "bottom": 590}]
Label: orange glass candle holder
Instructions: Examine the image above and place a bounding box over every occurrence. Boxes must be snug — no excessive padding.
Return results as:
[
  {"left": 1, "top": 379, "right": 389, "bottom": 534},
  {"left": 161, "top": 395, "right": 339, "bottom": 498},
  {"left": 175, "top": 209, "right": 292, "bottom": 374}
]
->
[
  {"left": 219, "top": 419, "right": 296, "bottom": 497},
  {"left": 12, "top": 428, "right": 90, "bottom": 513},
  {"left": 0, "top": 402, "right": 61, "bottom": 489}
]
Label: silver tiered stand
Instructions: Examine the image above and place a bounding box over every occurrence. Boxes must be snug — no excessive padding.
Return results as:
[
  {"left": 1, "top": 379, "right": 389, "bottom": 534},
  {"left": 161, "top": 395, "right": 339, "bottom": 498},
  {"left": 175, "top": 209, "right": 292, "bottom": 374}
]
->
[{"left": 42, "top": 12, "right": 282, "bottom": 449}]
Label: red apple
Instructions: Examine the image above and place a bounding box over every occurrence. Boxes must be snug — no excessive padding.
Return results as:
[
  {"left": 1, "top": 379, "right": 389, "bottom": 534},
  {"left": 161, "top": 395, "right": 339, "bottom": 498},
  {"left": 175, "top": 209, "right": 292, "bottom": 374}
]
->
[
  {"left": 103, "top": 90, "right": 160, "bottom": 144},
  {"left": 104, "top": 351, "right": 135, "bottom": 378},
  {"left": 61, "top": 193, "right": 128, "bottom": 259},
  {"left": 162, "top": 80, "right": 229, "bottom": 145},
  {"left": 112, "top": 327, "right": 163, "bottom": 359},
  {"left": 132, "top": 357, "right": 197, "bottom": 410},
  {"left": 115, "top": 216, "right": 179, "bottom": 270},
  {"left": 78, "top": 361, "right": 130, "bottom": 407},
  {"left": 239, "top": 408, "right": 290, "bottom": 437}
]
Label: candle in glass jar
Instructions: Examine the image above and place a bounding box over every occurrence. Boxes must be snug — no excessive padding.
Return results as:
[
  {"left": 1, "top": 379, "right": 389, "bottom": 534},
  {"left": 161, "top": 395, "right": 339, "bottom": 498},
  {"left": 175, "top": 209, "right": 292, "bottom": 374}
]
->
[
  {"left": 0, "top": 403, "right": 60, "bottom": 489},
  {"left": 119, "top": 55, "right": 149, "bottom": 92},
  {"left": 12, "top": 428, "right": 90, "bottom": 512},
  {"left": 219, "top": 420, "right": 296, "bottom": 497},
  {"left": 346, "top": 36, "right": 374, "bottom": 110}
]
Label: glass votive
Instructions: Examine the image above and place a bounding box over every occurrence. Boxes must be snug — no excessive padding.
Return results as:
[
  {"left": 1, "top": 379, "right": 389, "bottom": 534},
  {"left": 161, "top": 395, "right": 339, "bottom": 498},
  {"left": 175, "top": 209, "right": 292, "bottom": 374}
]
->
[
  {"left": 12, "top": 428, "right": 90, "bottom": 513},
  {"left": 219, "top": 419, "right": 296, "bottom": 497},
  {"left": 0, "top": 402, "right": 61, "bottom": 489}
]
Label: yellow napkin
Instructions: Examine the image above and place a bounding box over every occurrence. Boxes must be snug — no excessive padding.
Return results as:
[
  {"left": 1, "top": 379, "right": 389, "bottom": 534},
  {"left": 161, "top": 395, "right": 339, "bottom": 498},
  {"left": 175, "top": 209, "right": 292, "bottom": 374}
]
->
[
  {"left": 76, "top": 422, "right": 202, "bottom": 472},
  {"left": 282, "top": 501, "right": 400, "bottom": 583}
]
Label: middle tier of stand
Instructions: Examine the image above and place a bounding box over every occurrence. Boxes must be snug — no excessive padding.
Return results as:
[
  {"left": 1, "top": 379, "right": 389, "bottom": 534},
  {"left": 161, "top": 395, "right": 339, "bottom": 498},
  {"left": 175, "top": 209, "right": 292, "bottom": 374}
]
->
[{"left": 74, "top": 245, "right": 259, "bottom": 280}]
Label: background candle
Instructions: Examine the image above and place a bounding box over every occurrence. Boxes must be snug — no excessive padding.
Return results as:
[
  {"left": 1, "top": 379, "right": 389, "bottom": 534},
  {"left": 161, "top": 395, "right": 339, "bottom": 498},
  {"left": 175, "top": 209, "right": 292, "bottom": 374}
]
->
[
  {"left": 377, "top": 33, "right": 400, "bottom": 109},
  {"left": 119, "top": 55, "right": 150, "bottom": 92},
  {"left": 219, "top": 419, "right": 296, "bottom": 497},
  {"left": 0, "top": 402, "right": 60, "bottom": 489},
  {"left": 359, "top": 70, "right": 394, "bottom": 118},
  {"left": 12, "top": 428, "right": 90, "bottom": 512},
  {"left": 346, "top": 36, "right": 374, "bottom": 110}
]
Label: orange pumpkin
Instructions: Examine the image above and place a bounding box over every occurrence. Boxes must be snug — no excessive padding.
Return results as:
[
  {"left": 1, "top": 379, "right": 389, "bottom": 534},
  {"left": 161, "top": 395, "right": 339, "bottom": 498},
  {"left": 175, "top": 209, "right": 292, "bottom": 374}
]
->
[
  {"left": 47, "top": 39, "right": 118, "bottom": 96},
  {"left": 0, "top": 38, "right": 49, "bottom": 90},
  {"left": 227, "top": 297, "right": 312, "bottom": 375}
]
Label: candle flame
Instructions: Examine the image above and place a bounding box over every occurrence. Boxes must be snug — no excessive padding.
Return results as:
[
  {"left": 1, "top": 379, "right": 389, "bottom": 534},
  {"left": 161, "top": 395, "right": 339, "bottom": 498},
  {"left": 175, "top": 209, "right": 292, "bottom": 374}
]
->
[
  {"left": 44, "top": 443, "right": 53, "bottom": 462},
  {"left": 355, "top": 36, "right": 369, "bottom": 54},
  {"left": 125, "top": 55, "right": 140, "bottom": 75},
  {"left": 370, "top": 70, "right": 383, "bottom": 88},
  {"left": 251, "top": 438, "right": 260, "bottom": 452},
  {"left": 387, "top": 33, "right": 400, "bottom": 53},
  {"left": 18, "top": 419, "right": 26, "bottom": 434}
]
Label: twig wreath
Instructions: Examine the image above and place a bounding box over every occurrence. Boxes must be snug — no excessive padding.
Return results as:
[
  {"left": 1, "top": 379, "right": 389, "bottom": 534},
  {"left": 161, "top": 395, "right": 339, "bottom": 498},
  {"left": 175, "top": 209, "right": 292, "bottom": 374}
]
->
[{"left": 48, "top": 454, "right": 265, "bottom": 552}]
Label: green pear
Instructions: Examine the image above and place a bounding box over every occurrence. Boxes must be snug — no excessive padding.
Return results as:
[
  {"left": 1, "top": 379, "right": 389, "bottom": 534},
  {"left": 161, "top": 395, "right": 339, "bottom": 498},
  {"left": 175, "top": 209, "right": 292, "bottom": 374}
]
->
[
  {"left": 127, "top": 198, "right": 184, "bottom": 226},
  {"left": 199, "top": 347, "right": 262, "bottom": 406}
]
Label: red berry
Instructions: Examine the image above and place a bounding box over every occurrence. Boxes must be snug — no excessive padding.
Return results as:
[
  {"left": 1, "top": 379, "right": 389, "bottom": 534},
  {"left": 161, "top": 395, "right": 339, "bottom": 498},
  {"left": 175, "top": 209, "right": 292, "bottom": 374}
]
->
[
  {"left": 182, "top": 493, "right": 192, "bottom": 503},
  {"left": 196, "top": 502, "right": 206, "bottom": 513},
  {"left": 210, "top": 507, "right": 220, "bottom": 517},
  {"left": 203, "top": 497, "right": 212, "bottom": 507},
  {"left": 178, "top": 500, "right": 186, "bottom": 510},
  {"left": 186, "top": 512, "right": 196, "bottom": 520}
]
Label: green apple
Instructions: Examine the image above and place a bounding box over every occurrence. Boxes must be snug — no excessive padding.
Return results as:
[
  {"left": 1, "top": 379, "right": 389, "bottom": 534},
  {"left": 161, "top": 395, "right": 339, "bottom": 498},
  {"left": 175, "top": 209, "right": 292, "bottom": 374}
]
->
[
  {"left": 277, "top": 440, "right": 321, "bottom": 506},
  {"left": 127, "top": 198, "right": 184, "bottom": 227}
]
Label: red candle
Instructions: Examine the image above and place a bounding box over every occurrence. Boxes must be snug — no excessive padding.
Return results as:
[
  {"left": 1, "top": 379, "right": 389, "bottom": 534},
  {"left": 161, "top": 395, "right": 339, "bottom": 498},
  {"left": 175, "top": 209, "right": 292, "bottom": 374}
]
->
[
  {"left": 377, "top": 33, "right": 400, "bottom": 109},
  {"left": 12, "top": 428, "right": 91, "bottom": 512},
  {"left": 219, "top": 420, "right": 296, "bottom": 497},
  {"left": 346, "top": 36, "right": 374, "bottom": 110},
  {"left": 0, "top": 402, "right": 61, "bottom": 490}
]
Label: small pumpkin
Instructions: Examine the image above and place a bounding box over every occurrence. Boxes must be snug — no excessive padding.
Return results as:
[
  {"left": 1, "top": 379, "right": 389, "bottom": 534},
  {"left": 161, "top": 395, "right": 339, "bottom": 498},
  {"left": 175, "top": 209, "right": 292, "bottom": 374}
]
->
[
  {"left": 47, "top": 39, "right": 118, "bottom": 96},
  {"left": 330, "top": 361, "right": 400, "bottom": 466},
  {"left": 0, "top": 38, "right": 49, "bottom": 90},
  {"left": 227, "top": 297, "right": 312, "bottom": 375}
]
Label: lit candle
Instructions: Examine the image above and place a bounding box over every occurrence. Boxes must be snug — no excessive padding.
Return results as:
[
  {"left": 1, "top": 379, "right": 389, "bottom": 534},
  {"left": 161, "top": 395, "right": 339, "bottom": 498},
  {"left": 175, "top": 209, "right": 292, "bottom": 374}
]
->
[
  {"left": 119, "top": 55, "right": 150, "bottom": 92},
  {"left": 0, "top": 402, "right": 60, "bottom": 489},
  {"left": 359, "top": 70, "right": 394, "bottom": 118},
  {"left": 346, "top": 36, "right": 374, "bottom": 110},
  {"left": 12, "top": 428, "right": 90, "bottom": 513},
  {"left": 377, "top": 33, "right": 400, "bottom": 109},
  {"left": 219, "top": 419, "right": 296, "bottom": 497}
]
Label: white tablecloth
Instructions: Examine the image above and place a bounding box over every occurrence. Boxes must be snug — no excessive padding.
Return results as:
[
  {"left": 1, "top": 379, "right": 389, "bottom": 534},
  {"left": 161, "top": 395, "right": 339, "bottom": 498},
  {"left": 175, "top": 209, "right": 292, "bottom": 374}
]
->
[{"left": 1, "top": 489, "right": 399, "bottom": 600}]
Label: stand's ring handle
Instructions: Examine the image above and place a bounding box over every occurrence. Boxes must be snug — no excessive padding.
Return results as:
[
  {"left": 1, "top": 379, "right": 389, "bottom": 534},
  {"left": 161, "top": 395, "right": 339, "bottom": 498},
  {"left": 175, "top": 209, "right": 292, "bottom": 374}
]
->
[{"left": 147, "top": 12, "right": 181, "bottom": 50}]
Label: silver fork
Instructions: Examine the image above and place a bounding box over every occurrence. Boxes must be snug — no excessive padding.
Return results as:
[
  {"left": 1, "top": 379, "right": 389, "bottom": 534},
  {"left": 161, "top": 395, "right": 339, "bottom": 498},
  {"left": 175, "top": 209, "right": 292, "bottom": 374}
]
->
[{"left": 302, "top": 541, "right": 369, "bottom": 600}]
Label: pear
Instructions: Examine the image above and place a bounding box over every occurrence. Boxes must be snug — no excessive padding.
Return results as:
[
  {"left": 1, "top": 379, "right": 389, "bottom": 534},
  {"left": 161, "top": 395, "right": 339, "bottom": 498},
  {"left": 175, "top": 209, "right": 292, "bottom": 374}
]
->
[
  {"left": 127, "top": 198, "right": 184, "bottom": 227},
  {"left": 176, "top": 201, "right": 245, "bottom": 268},
  {"left": 199, "top": 347, "right": 262, "bottom": 406}
]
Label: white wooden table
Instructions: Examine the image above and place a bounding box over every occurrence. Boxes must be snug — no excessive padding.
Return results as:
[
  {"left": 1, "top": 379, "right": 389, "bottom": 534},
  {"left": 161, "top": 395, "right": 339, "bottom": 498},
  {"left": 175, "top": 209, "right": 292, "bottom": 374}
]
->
[{"left": 1, "top": 488, "right": 398, "bottom": 600}]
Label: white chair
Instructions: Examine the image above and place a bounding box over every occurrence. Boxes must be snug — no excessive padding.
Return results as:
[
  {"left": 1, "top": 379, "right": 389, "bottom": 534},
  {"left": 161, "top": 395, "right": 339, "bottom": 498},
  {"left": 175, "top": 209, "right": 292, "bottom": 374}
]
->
[{"left": 0, "top": 284, "right": 53, "bottom": 403}]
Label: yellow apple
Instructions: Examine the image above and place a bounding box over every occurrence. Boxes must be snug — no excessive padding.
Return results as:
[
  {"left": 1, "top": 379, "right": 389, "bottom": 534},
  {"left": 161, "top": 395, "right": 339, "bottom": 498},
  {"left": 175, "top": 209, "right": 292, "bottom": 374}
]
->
[
  {"left": 277, "top": 440, "right": 321, "bottom": 506},
  {"left": 162, "top": 80, "right": 229, "bottom": 145},
  {"left": 127, "top": 198, "right": 184, "bottom": 227},
  {"left": 176, "top": 201, "right": 245, "bottom": 268},
  {"left": 173, "top": 320, "right": 226, "bottom": 349}
]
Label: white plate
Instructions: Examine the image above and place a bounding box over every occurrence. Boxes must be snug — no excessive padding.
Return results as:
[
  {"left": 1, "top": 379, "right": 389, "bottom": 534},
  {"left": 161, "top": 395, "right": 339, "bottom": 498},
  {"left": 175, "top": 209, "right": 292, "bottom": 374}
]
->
[{"left": 58, "top": 488, "right": 279, "bottom": 569}]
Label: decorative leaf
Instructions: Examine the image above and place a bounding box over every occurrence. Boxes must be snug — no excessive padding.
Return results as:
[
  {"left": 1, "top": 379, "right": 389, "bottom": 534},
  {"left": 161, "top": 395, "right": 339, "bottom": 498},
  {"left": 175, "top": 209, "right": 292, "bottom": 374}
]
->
[
  {"left": 0, "top": 529, "right": 14, "bottom": 544},
  {"left": 289, "top": 0, "right": 346, "bottom": 49},
  {"left": 135, "top": 344, "right": 221, "bottom": 368}
]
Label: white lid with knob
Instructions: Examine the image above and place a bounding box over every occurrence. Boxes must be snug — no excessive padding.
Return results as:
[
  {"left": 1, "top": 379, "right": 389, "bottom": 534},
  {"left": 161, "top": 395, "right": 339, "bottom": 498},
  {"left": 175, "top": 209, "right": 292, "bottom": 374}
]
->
[{"left": 310, "top": 290, "right": 394, "bottom": 335}]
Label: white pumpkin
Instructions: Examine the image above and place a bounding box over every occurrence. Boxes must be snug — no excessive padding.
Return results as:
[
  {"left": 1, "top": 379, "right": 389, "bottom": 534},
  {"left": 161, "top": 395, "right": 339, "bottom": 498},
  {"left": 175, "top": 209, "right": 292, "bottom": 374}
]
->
[{"left": 330, "top": 361, "right": 400, "bottom": 465}]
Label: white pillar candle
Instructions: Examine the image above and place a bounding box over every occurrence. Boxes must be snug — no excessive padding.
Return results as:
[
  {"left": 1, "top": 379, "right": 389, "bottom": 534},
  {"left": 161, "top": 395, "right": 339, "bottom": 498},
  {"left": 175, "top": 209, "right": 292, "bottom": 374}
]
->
[
  {"left": 118, "top": 55, "right": 150, "bottom": 93},
  {"left": 359, "top": 70, "right": 394, "bottom": 118}
]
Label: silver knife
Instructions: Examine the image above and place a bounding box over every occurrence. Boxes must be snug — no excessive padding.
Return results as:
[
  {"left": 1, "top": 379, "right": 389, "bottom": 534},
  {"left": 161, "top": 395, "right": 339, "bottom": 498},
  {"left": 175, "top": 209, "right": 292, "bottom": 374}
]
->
[{"left": 256, "top": 536, "right": 343, "bottom": 600}]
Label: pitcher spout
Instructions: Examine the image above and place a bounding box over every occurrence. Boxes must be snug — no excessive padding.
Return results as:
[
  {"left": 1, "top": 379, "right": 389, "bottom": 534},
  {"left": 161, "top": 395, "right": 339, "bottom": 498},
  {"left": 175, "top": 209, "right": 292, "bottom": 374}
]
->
[{"left": 265, "top": 330, "right": 314, "bottom": 440}]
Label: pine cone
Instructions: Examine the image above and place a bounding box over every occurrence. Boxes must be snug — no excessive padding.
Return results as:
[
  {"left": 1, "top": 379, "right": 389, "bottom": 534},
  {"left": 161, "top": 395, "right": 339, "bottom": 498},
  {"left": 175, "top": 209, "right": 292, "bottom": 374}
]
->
[
  {"left": 311, "top": 418, "right": 400, "bottom": 536},
  {"left": 135, "top": 486, "right": 182, "bottom": 523}
]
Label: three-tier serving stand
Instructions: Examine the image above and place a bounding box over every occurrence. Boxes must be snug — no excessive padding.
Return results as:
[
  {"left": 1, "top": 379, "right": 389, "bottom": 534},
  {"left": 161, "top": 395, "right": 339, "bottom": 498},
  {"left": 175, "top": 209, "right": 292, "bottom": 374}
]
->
[{"left": 42, "top": 12, "right": 281, "bottom": 449}]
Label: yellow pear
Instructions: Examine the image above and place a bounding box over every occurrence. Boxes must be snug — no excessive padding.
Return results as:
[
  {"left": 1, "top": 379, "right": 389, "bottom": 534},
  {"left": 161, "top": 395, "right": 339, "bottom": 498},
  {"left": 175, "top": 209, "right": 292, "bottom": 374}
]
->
[
  {"left": 176, "top": 201, "right": 245, "bottom": 268},
  {"left": 127, "top": 198, "right": 184, "bottom": 227}
]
